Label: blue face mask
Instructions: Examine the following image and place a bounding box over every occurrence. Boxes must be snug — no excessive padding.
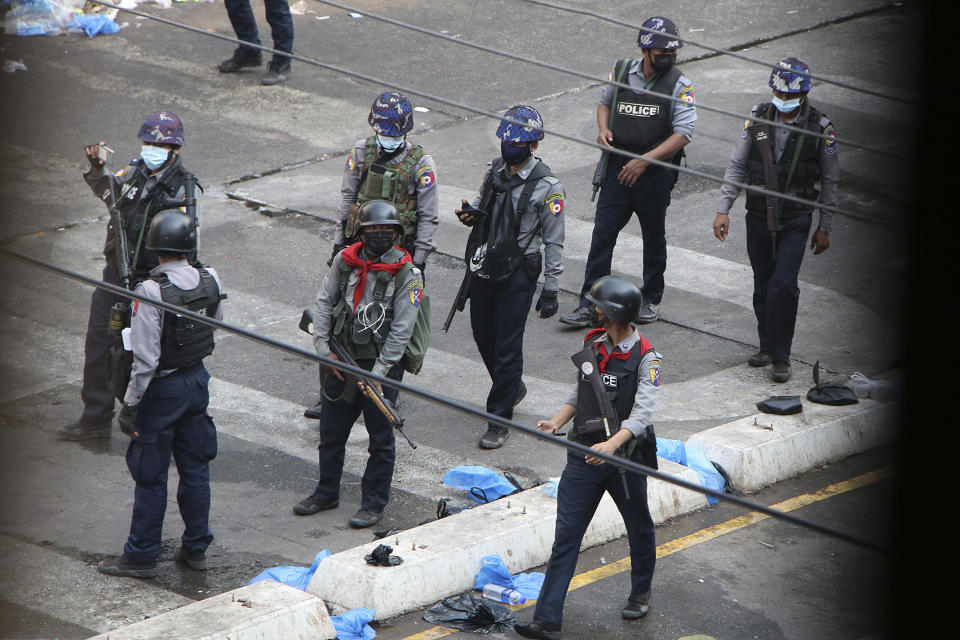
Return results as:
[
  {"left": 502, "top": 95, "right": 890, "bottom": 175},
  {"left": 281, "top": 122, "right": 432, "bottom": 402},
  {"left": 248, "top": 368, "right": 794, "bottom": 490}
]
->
[
  {"left": 500, "top": 141, "right": 531, "bottom": 166},
  {"left": 772, "top": 95, "right": 802, "bottom": 114},
  {"left": 376, "top": 134, "right": 405, "bottom": 152},
  {"left": 140, "top": 144, "right": 171, "bottom": 170}
]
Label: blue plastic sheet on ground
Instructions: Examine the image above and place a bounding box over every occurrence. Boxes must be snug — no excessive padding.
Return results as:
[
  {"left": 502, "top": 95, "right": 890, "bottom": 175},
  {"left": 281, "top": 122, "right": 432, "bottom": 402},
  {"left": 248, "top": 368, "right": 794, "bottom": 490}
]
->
[
  {"left": 540, "top": 480, "right": 558, "bottom": 498},
  {"left": 5, "top": 0, "right": 73, "bottom": 36},
  {"left": 68, "top": 13, "right": 119, "bottom": 36},
  {"left": 442, "top": 465, "right": 517, "bottom": 503},
  {"left": 247, "top": 549, "right": 330, "bottom": 591},
  {"left": 473, "top": 555, "right": 545, "bottom": 601},
  {"left": 656, "top": 437, "right": 726, "bottom": 505},
  {"left": 331, "top": 607, "right": 377, "bottom": 640}
]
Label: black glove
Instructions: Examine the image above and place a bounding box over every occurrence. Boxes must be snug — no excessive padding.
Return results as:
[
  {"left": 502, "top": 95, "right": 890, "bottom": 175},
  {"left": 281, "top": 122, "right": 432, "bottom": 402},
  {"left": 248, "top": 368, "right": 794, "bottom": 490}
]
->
[
  {"left": 326, "top": 243, "right": 346, "bottom": 267},
  {"left": 414, "top": 262, "right": 426, "bottom": 285},
  {"left": 85, "top": 144, "right": 105, "bottom": 169},
  {"left": 117, "top": 402, "right": 139, "bottom": 436},
  {"left": 536, "top": 290, "right": 558, "bottom": 318}
]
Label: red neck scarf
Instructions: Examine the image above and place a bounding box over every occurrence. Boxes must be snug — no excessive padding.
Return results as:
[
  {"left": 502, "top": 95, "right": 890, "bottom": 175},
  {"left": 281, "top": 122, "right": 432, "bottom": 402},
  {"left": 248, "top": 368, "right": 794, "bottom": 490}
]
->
[
  {"left": 584, "top": 327, "right": 634, "bottom": 372},
  {"left": 340, "top": 242, "right": 412, "bottom": 310}
]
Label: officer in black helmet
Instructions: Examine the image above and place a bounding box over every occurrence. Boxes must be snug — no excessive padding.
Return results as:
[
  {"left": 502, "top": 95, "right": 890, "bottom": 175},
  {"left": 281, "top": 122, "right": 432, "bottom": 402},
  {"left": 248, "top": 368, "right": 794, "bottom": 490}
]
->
[
  {"left": 97, "top": 210, "right": 225, "bottom": 578},
  {"left": 517, "top": 276, "right": 661, "bottom": 639},
  {"left": 295, "top": 200, "right": 424, "bottom": 529}
]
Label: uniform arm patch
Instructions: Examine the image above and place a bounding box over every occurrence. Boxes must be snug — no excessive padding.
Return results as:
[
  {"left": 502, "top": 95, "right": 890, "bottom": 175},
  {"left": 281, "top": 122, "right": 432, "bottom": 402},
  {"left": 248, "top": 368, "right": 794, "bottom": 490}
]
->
[
  {"left": 546, "top": 192, "right": 564, "bottom": 216},
  {"left": 417, "top": 165, "right": 436, "bottom": 188}
]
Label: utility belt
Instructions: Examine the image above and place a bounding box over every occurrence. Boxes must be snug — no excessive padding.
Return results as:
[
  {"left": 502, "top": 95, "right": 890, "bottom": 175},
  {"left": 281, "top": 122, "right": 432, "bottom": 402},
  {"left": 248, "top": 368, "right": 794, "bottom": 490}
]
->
[{"left": 570, "top": 420, "right": 659, "bottom": 469}]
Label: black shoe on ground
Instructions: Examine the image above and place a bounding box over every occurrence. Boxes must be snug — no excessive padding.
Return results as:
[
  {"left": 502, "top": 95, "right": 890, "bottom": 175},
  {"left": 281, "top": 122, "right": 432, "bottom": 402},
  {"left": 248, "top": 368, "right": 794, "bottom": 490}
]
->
[
  {"left": 218, "top": 54, "right": 263, "bottom": 73},
  {"left": 514, "top": 380, "right": 527, "bottom": 408},
  {"left": 57, "top": 419, "right": 111, "bottom": 441},
  {"left": 479, "top": 427, "right": 509, "bottom": 449},
  {"left": 515, "top": 619, "right": 561, "bottom": 640},
  {"left": 771, "top": 362, "right": 792, "bottom": 383},
  {"left": 97, "top": 554, "right": 157, "bottom": 578},
  {"left": 261, "top": 60, "right": 290, "bottom": 85},
  {"left": 349, "top": 509, "right": 383, "bottom": 528},
  {"left": 558, "top": 306, "right": 592, "bottom": 328},
  {"left": 622, "top": 590, "right": 650, "bottom": 619},
  {"left": 636, "top": 302, "right": 660, "bottom": 324},
  {"left": 175, "top": 548, "right": 207, "bottom": 571},
  {"left": 303, "top": 402, "right": 323, "bottom": 420},
  {"left": 748, "top": 351, "right": 772, "bottom": 367},
  {"left": 293, "top": 495, "right": 339, "bottom": 516}
]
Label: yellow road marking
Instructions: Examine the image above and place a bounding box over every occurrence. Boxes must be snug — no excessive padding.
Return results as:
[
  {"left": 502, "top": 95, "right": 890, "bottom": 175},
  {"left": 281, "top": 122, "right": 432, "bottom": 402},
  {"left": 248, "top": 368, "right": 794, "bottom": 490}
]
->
[{"left": 401, "top": 468, "right": 891, "bottom": 639}]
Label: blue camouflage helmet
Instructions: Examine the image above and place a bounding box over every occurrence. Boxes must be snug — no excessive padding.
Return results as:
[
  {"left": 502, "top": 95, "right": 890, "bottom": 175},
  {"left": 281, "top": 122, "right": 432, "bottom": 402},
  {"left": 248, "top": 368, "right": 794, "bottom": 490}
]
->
[
  {"left": 137, "top": 111, "right": 184, "bottom": 146},
  {"left": 496, "top": 105, "right": 544, "bottom": 142},
  {"left": 637, "top": 16, "right": 683, "bottom": 49},
  {"left": 769, "top": 57, "right": 811, "bottom": 94},
  {"left": 368, "top": 92, "right": 414, "bottom": 137}
]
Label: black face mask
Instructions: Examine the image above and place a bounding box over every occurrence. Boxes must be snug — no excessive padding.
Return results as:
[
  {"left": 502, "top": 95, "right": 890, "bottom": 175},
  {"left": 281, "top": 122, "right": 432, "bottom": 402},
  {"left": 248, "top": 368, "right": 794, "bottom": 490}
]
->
[
  {"left": 362, "top": 230, "right": 395, "bottom": 257},
  {"left": 589, "top": 307, "right": 610, "bottom": 329},
  {"left": 650, "top": 53, "right": 677, "bottom": 73},
  {"left": 500, "top": 141, "right": 531, "bottom": 166}
]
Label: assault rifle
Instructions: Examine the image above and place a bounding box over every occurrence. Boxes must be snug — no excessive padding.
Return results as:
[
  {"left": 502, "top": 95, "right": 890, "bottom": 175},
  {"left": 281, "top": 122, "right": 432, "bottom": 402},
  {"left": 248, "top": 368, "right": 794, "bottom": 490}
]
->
[
  {"left": 591, "top": 151, "right": 609, "bottom": 203},
  {"left": 299, "top": 309, "right": 417, "bottom": 449},
  {"left": 443, "top": 270, "right": 471, "bottom": 333},
  {"left": 747, "top": 123, "right": 781, "bottom": 260}
]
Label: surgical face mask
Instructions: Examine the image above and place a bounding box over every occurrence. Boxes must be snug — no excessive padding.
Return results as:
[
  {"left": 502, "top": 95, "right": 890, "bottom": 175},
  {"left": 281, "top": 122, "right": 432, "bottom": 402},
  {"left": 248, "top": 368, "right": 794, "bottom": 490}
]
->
[
  {"left": 362, "top": 230, "right": 396, "bottom": 257},
  {"left": 650, "top": 52, "right": 677, "bottom": 73},
  {"left": 772, "top": 95, "right": 803, "bottom": 113},
  {"left": 140, "top": 144, "right": 171, "bottom": 170},
  {"left": 377, "top": 134, "right": 405, "bottom": 152},
  {"left": 500, "top": 141, "right": 531, "bottom": 166}
]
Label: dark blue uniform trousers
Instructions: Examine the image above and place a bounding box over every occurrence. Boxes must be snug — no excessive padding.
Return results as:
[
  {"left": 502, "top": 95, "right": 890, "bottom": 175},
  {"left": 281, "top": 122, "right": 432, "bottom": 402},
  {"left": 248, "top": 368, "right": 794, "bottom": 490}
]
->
[
  {"left": 745, "top": 211, "right": 813, "bottom": 364},
  {"left": 310, "top": 360, "right": 403, "bottom": 513},
  {"left": 124, "top": 363, "right": 217, "bottom": 564},
  {"left": 533, "top": 449, "right": 656, "bottom": 628},
  {"left": 224, "top": 0, "right": 294, "bottom": 63},
  {"left": 468, "top": 265, "right": 538, "bottom": 435},
  {"left": 578, "top": 163, "right": 676, "bottom": 308},
  {"left": 79, "top": 264, "right": 124, "bottom": 424}
]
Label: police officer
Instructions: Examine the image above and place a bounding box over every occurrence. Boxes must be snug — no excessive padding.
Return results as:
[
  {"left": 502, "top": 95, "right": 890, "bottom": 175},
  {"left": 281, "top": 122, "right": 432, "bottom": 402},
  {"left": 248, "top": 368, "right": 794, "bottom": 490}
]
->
[
  {"left": 294, "top": 201, "right": 424, "bottom": 528},
  {"left": 58, "top": 111, "right": 203, "bottom": 441},
  {"left": 516, "top": 276, "right": 660, "bottom": 640},
  {"left": 560, "top": 16, "right": 696, "bottom": 327},
  {"left": 97, "top": 210, "right": 224, "bottom": 578},
  {"left": 218, "top": 0, "right": 294, "bottom": 85},
  {"left": 712, "top": 58, "right": 837, "bottom": 383},
  {"left": 331, "top": 92, "right": 438, "bottom": 273},
  {"left": 455, "top": 105, "right": 565, "bottom": 449}
]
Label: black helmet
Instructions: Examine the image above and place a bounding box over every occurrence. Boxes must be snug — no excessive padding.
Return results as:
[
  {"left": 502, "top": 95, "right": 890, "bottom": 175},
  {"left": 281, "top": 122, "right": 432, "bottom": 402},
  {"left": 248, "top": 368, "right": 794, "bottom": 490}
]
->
[
  {"left": 146, "top": 210, "right": 196, "bottom": 253},
  {"left": 585, "top": 276, "right": 642, "bottom": 323},
  {"left": 357, "top": 199, "right": 403, "bottom": 232}
]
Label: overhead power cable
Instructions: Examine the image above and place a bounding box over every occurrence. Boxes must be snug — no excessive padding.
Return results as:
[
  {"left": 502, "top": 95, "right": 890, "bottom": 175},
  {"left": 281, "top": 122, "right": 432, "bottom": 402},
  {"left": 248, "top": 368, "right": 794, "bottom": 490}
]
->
[
  {"left": 0, "top": 245, "right": 892, "bottom": 555},
  {"left": 519, "top": 0, "right": 918, "bottom": 106},
  {"left": 312, "top": 0, "right": 902, "bottom": 160},
  {"left": 84, "top": 0, "right": 881, "bottom": 223}
]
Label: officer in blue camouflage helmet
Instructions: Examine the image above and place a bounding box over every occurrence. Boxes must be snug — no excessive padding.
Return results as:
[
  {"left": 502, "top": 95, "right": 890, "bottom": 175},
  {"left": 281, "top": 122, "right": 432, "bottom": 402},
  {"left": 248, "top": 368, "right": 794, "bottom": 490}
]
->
[
  {"left": 713, "top": 57, "right": 837, "bottom": 383},
  {"left": 453, "top": 104, "right": 566, "bottom": 449},
  {"left": 329, "top": 92, "right": 438, "bottom": 278},
  {"left": 560, "top": 15, "right": 696, "bottom": 329},
  {"left": 58, "top": 111, "right": 204, "bottom": 442}
]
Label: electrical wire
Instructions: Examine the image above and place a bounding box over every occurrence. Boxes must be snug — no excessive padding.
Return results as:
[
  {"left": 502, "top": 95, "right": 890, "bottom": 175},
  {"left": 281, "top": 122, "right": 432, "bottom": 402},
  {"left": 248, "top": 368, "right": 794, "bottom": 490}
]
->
[
  {"left": 83, "top": 0, "right": 883, "bottom": 223},
  {"left": 0, "top": 245, "right": 893, "bottom": 555}
]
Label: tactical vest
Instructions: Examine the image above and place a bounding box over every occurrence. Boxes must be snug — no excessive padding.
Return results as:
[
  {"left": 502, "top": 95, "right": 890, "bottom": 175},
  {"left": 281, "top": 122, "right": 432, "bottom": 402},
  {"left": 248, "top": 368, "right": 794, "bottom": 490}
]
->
[
  {"left": 331, "top": 247, "right": 411, "bottom": 361},
  {"left": 745, "top": 103, "right": 825, "bottom": 217},
  {"left": 153, "top": 268, "right": 222, "bottom": 370},
  {"left": 610, "top": 60, "right": 682, "bottom": 165},
  {"left": 347, "top": 136, "right": 425, "bottom": 243}
]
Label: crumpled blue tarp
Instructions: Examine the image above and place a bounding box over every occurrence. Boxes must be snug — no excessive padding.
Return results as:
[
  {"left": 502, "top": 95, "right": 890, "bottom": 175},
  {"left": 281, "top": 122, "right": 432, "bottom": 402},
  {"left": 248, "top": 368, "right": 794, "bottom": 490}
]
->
[
  {"left": 68, "top": 13, "right": 119, "bottom": 37},
  {"left": 656, "top": 437, "right": 726, "bottom": 505},
  {"left": 247, "top": 549, "right": 330, "bottom": 591},
  {"left": 473, "top": 554, "right": 545, "bottom": 601},
  {"left": 442, "top": 465, "right": 517, "bottom": 503},
  {"left": 540, "top": 480, "right": 558, "bottom": 498},
  {"left": 331, "top": 607, "right": 377, "bottom": 640}
]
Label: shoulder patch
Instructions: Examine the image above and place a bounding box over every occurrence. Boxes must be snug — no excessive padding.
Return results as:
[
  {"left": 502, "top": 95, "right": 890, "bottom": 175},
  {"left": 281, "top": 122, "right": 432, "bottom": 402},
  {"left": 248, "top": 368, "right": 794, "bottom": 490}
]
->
[
  {"left": 417, "top": 165, "right": 436, "bottom": 188},
  {"left": 114, "top": 166, "right": 129, "bottom": 178},
  {"left": 823, "top": 125, "right": 838, "bottom": 155},
  {"left": 649, "top": 361, "right": 661, "bottom": 386},
  {"left": 408, "top": 281, "right": 424, "bottom": 307},
  {"left": 679, "top": 86, "right": 695, "bottom": 105},
  {"left": 131, "top": 300, "right": 139, "bottom": 317},
  {"left": 346, "top": 152, "right": 356, "bottom": 172},
  {"left": 546, "top": 192, "right": 564, "bottom": 216}
]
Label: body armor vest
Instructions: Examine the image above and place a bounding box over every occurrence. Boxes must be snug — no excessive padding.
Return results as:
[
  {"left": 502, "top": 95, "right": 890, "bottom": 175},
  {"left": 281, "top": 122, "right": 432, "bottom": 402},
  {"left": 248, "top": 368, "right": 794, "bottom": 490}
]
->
[
  {"left": 610, "top": 61, "right": 682, "bottom": 165},
  {"left": 154, "top": 268, "right": 221, "bottom": 370},
  {"left": 347, "top": 136, "right": 424, "bottom": 245},
  {"left": 745, "top": 103, "right": 824, "bottom": 217}
]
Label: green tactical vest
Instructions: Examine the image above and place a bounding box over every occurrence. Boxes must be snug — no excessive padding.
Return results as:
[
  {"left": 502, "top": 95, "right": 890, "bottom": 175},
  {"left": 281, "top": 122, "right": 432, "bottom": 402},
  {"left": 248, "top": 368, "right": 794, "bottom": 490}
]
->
[{"left": 344, "top": 136, "right": 424, "bottom": 242}]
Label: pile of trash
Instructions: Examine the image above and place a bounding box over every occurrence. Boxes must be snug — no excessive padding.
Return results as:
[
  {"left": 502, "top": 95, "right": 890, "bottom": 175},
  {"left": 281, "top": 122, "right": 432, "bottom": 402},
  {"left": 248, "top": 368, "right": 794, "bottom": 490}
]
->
[{"left": 1, "top": 0, "right": 209, "bottom": 37}]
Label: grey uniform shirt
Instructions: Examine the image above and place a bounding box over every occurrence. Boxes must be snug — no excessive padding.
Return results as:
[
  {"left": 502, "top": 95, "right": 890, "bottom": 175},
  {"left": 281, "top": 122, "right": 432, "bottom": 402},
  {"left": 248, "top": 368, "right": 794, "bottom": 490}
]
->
[
  {"left": 717, "top": 104, "right": 839, "bottom": 232},
  {"left": 313, "top": 252, "right": 424, "bottom": 378},
  {"left": 600, "top": 58, "right": 697, "bottom": 142},
  {"left": 335, "top": 139, "right": 439, "bottom": 265},
  {"left": 470, "top": 155, "right": 566, "bottom": 293},
  {"left": 124, "top": 259, "right": 224, "bottom": 405},
  {"left": 565, "top": 328, "right": 661, "bottom": 438}
]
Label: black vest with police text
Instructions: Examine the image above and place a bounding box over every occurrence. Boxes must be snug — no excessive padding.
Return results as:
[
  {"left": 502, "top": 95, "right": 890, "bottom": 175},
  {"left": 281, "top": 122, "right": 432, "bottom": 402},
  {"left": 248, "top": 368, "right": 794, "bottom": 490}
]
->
[
  {"left": 745, "top": 103, "right": 825, "bottom": 217},
  {"left": 611, "top": 62, "right": 681, "bottom": 163},
  {"left": 153, "top": 268, "right": 220, "bottom": 370}
]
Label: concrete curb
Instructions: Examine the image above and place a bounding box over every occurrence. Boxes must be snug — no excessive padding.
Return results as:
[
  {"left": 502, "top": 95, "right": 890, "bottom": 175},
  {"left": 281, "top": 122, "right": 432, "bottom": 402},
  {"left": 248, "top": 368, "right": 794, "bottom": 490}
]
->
[{"left": 86, "top": 580, "right": 336, "bottom": 640}]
